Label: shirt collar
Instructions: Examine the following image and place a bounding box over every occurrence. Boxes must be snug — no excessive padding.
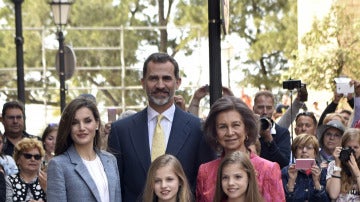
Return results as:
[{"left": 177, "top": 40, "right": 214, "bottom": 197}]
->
[{"left": 147, "top": 104, "right": 175, "bottom": 122}]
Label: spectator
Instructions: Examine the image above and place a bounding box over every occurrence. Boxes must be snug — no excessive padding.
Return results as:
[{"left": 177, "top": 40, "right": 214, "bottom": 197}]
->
[
  {"left": 0, "top": 167, "right": 4, "bottom": 202},
  {"left": 282, "top": 134, "right": 329, "bottom": 201},
  {"left": 1, "top": 101, "right": 38, "bottom": 156},
  {"left": 108, "top": 52, "right": 215, "bottom": 201},
  {"left": 323, "top": 112, "right": 346, "bottom": 126},
  {"left": 317, "top": 120, "right": 346, "bottom": 168},
  {"left": 142, "top": 154, "right": 192, "bottom": 202},
  {"left": 196, "top": 96, "right": 285, "bottom": 202},
  {"left": 214, "top": 151, "right": 264, "bottom": 202},
  {"left": 47, "top": 98, "right": 121, "bottom": 202},
  {"left": 0, "top": 134, "right": 18, "bottom": 175},
  {"left": 173, "top": 94, "right": 187, "bottom": 111},
  {"left": 277, "top": 85, "right": 308, "bottom": 129},
  {"left": 326, "top": 128, "right": 360, "bottom": 201},
  {"left": 253, "top": 90, "right": 291, "bottom": 168},
  {"left": 40, "top": 123, "right": 58, "bottom": 171},
  {"left": 294, "top": 111, "right": 318, "bottom": 136},
  {"left": 5, "top": 138, "right": 46, "bottom": 201}
]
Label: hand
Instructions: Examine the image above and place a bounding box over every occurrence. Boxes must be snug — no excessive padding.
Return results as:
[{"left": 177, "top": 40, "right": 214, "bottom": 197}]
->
[
  {"left": 222, "top": 86, "right": 234, "bottom": 96},
  {"left": 333, "top": 92, "right": 343, "bottom": 104},
  {"left": 38, "top": 170, "right": 47, "bottom": 191},
  {"left": 350, "top": 80, "right": 360, "bottom": 97},
  {"left": 333, "top": 146, "right": 342, "bottom": 165},
  {"left": 103, "top": 122, "right": 112, "bottom": 136},
  {"left": 288, "top": 164, "right": 298, "bottom": 180},
  {"left": 259, "top": 127, "right": 273, "bottom": 142},
  {"left": 348, "top": 153, "right": 360, "bottom": 177},
  {"left": 311, "top": 165, "right": 321, "bottom": 184},
  {"left": 193, "top": 85, "right": 209, "bottom": 101},
  {"left": 174, "top": 95, "right": 186, "bottom": 111}
]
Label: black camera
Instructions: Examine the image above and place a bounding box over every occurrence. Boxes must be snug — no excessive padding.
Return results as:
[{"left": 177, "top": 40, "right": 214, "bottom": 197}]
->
[
  {"left": 260, "top": 117, "right": 272, "bottom": 131},
  {"left": 283, "top": 79, "right": 301, "bottom": 90},
  {"left": 339, "top": 147, "right": 355, "bottom": 162}
]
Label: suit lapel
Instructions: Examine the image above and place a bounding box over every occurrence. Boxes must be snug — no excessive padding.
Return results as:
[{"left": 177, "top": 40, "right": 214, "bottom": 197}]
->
[
  {"left": 98, "top": 151, "right": 115, "bottom": 201},
  {"left": 130, "top": 108, "right": 152, "bottom": 172},
  {"left": 166, "top": 108, "right": 191, "bottom": 155},
  {"left": 68, "top": 146, "right": 101, "bottom": 202}
]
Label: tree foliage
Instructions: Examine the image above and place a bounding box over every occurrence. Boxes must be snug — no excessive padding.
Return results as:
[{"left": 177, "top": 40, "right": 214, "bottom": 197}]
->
[{"left": 291, "top": 2, "right": 360, "bottom": 90}]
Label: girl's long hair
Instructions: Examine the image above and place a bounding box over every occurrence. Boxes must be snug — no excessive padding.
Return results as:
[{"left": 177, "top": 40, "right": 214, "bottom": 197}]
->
[
  {"left": 213, "top": 151, "right": 263, "bottom": 202},
  {"left": 142, "top": 154, "right": 193, "bottom": 202}
]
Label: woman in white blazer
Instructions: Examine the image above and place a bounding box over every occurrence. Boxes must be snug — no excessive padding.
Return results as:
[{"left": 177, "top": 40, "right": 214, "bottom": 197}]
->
[{"left": 47, "top": 97, "right": 121, "bottom": 202}]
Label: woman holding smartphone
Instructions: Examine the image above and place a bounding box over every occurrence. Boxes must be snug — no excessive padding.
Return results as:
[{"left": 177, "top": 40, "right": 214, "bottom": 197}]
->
[{"left": 281, "top": 134, "right": 330, "bottom": 201}]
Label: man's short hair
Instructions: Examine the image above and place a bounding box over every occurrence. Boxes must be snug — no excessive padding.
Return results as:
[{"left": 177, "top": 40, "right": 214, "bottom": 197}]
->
[
  {"left": 253, "top": 90, "right": 275, "bottom": 105},
  {"left": 2, "top": 100, "right": 25, "bottom": 119},
  {"left": 142, "top": 52, "right": 180, "bottom": 79}
]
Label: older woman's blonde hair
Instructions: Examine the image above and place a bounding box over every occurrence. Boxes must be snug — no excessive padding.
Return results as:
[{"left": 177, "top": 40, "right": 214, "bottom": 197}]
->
[{"left": 13, "top": 137, "right": 45, "bottom": 163}]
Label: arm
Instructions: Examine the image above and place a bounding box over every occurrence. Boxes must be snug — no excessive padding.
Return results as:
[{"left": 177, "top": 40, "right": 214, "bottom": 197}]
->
[
  {"left": 188, "top": 86, "right": 208, "bottom": 116},
  {"left": 312, "top": 168, "right": 330, "bottom": 201},
  {"left": 318, "top": 93, "right": 342, "bottom": 126},
  {"left": 351, "top": 80, "right": 360, "bottom": 127},
  {"left": 277, "top": 98, "right": 305, "bottom": 129},
  {"left": 260, "top": 126, "right": 291, "bottom": 168},
  {"left": 46, "top": 159, "right": 67, "bottom": 202},
  {"left": 263, "top": 162, "right": 285, "bottom": 202},
  {"left": 326, "top": 151, "right": 342, "bottom": 199},
  {"left": 0, "top": 170, "right": 5, "bottom": 202},
  {"left": 5, "top": 176, "right": 13, "bottom": 202}
]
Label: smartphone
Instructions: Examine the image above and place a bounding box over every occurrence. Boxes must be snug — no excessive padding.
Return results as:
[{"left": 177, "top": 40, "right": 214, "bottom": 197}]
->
[
  {"left": 295, "top": 158, "right": 316, "bottom": 170},
  {"left": 334, "top": 77, "right": 354, "bottom": 96},
  {"left": 107, "top": 108, "right": 117, "bottom": 122}
]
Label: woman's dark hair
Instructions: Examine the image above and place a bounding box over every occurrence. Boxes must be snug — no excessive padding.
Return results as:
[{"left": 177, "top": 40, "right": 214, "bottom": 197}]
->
[
  {"left": 55, "top": 98, "right": 102, "bottom": 155},
  {"left": 203, "top": 96, "right": 259, "bottom": 154}
]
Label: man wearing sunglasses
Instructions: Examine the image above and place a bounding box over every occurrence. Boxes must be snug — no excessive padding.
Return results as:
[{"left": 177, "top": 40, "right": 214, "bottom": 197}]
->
[{"left": 1, "top": 101, "right": 38, "bottom": 156}]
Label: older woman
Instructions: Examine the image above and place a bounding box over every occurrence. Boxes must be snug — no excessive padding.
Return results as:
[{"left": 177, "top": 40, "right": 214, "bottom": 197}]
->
[
  {"left": 5, "top": 138, "right": 46, "bottom": 202},
  {"left": 281, "top": 134, "right": 329, "bottom": 201},
  {"left": 196, "top": 96, "right": 285, "bottom": 202},
  {"left": 47, "top": 98, "right": 121, "bottom": 202},
  {"left": 326, "top": 128, "right": 360, "bottom": 201}
]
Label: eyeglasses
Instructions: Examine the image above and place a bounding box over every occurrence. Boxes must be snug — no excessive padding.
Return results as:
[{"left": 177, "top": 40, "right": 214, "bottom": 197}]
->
[
  {"left": 297, "top": 145, "right": 314, "bottom": 150},
  {"left": 324, "top": 132, "right": 342, "bottom": 139},
  {"left": 22, "top": 153, "right": 42, "bottom": 160},
  {"left": 5, "top": 115, "right": 23, "bottom": 120}
]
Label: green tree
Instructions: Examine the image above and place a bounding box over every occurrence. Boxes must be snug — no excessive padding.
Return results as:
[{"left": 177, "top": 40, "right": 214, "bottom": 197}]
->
[
  {"left": 175, "top": 0, "right": 298, "bottom": 90},
  {"left": 291, "top": 3, "right": 360, "bottom": 90}
]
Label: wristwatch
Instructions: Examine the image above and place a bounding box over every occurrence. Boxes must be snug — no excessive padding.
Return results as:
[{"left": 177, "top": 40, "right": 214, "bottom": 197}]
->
[{"left": 334, "top": 165, "right": 342, "bottom": 172}]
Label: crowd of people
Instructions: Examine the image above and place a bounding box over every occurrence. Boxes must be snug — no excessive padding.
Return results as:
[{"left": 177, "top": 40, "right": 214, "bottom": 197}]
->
[{"left": 0, "top": 52, "right": 360, "bottom": 202}]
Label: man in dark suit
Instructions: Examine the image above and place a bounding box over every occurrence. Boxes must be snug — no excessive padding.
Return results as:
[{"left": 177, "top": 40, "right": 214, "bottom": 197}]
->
[
  {"left": 108, "top": 52, "right": 215, "bottom": 201},
  {"left": 253, "top": 90, "right": 291, "bottom": 168}
]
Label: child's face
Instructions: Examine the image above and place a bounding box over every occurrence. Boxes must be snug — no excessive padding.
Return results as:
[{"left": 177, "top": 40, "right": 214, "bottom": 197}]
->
[
  {"left": 153, "top": 165, "right": 180, "bottom": 202},
  {"left": 221, "top": 163, "right": 248, "bottom": 200}
]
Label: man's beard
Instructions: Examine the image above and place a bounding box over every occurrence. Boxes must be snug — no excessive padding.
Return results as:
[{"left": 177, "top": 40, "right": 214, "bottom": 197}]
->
[{"left": 149, "top": 95, "right": 172, "bottom": 106}]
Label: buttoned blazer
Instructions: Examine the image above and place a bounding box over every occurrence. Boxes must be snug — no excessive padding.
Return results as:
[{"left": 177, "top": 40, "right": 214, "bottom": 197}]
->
[
  {"left": 47, "top": 145, "right": 122, "bottom": 202},
  {"left": 108, "top": 106, "right": 215, "bottom": 202}
]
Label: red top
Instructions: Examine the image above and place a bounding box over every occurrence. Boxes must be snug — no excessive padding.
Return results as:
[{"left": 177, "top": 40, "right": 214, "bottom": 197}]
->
[{"left": 196, "top": 152, "right": 285, "bottom": 202}]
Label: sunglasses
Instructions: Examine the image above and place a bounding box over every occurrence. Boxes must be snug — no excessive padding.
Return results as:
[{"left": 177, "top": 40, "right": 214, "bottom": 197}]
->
[{"left": 22, "top": 153, "right": 42, "bottom": 160}]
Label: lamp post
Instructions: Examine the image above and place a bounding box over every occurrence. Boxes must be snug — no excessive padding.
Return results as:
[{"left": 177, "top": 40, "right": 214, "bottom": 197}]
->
[
  {"left": 49, "top": 0, "right": 73, "bottom": 112},
  {"left": 13, "top": 0, "right": 25, "bottom": 104},
  {"left": 221, "top": 41, "right": 234, "bottom": 88}
]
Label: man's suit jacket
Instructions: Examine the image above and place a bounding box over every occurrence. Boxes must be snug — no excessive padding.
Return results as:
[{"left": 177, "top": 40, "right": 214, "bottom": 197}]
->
[
  {"left": 47, "top": 145, "right": 122, "bottom": 202},
  {"left": 108, "top": 106, "right": 215, "bottom": 202},
  {"left": 260, "top": 123, "right": 291, "bottom": 168}
]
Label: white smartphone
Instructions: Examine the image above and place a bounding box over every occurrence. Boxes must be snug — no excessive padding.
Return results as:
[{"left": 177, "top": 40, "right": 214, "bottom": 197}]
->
[
  {"left": 334, "top": 77, "right": 354, "bottom": 96},
  {"left": 295, "top": 158, "right": 316, "bottom": 170}
]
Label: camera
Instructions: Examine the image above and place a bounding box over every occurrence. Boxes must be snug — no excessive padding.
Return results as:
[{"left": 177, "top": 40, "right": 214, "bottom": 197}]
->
[
  {"left": 283, "top": 79, "right": 301, "bottom": 90},
  {"left": 260, "top": 117, "right": 272, "bottom": 131},
  {"left": 339, "top": 147, "right": 355, "bottom": 162}
]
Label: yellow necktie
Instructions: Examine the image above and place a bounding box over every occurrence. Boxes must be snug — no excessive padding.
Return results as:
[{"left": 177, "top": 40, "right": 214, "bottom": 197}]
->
[{"left": 151, "top": 114, "right": 166, "bottom": 161}]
